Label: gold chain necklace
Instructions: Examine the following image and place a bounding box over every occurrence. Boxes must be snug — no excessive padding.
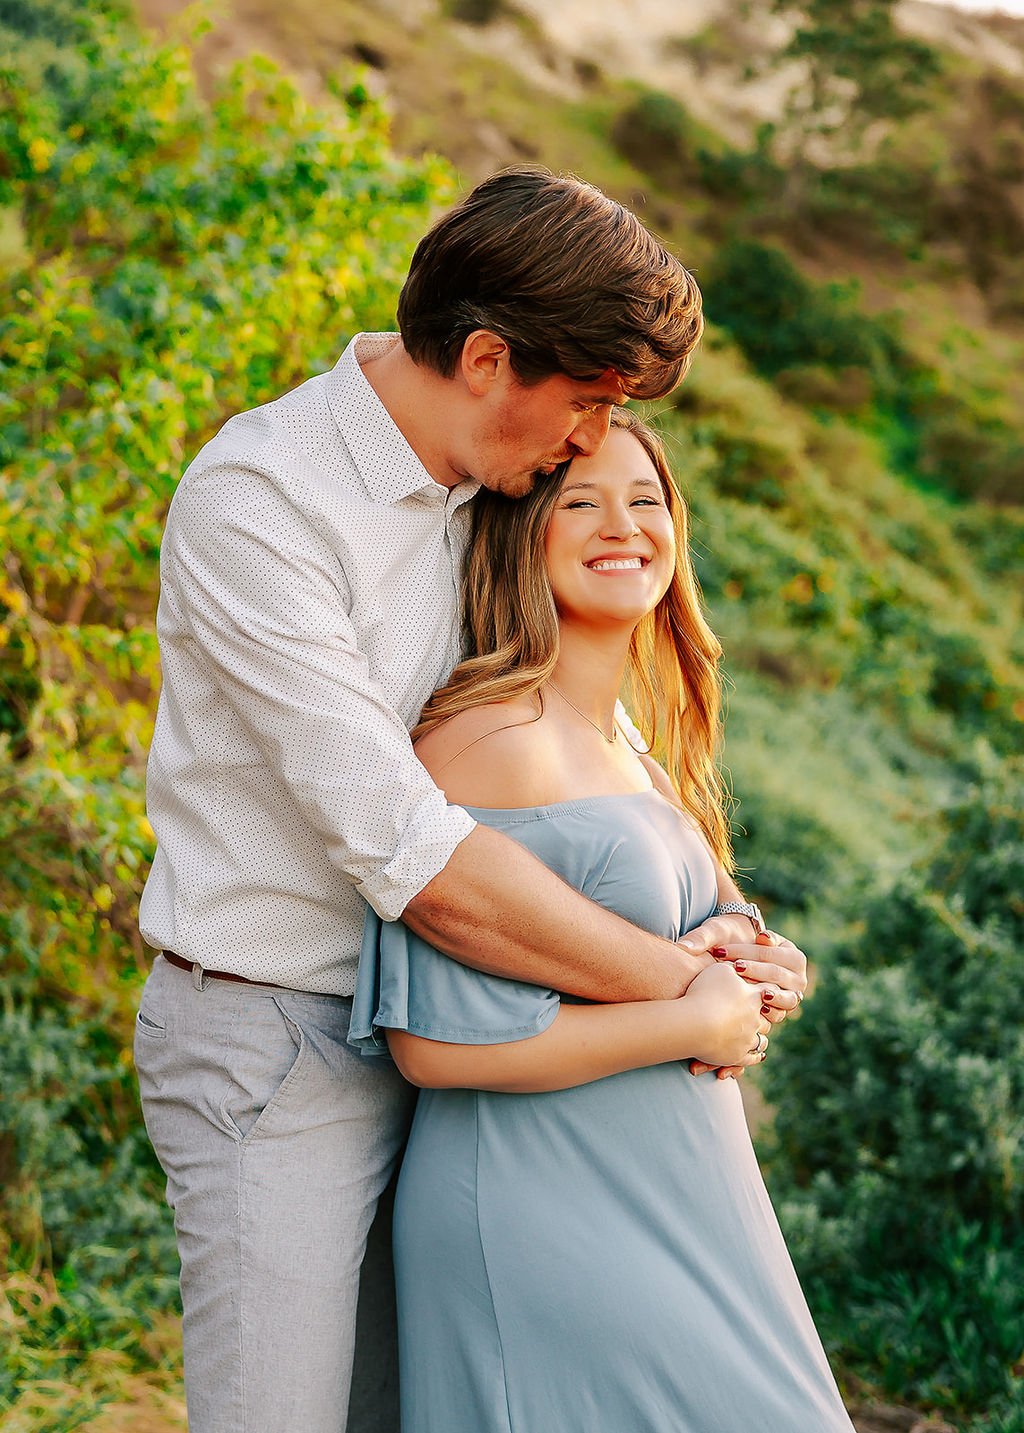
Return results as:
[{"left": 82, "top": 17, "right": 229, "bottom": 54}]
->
[{"left": 547, "top": 681, "right": 617, "bottom": 745}]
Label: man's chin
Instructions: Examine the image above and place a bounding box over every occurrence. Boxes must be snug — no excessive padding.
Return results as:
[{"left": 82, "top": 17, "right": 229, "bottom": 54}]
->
[
  {"left": 486, "top": 471, "right": 538, "bottom": 499},
  {"left": 480, "top": 465, "right": 559, "bottom": 498}
]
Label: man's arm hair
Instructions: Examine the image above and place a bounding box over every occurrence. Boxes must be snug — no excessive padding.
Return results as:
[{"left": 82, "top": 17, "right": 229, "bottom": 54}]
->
[{"left": 404, "top": 824, "right": 705, "bottom": 1003}]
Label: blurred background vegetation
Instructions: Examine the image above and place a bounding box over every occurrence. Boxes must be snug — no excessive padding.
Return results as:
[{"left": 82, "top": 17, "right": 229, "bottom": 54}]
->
[{"left": 1, "top": 0, "right": 1022, "bottom": 1428}]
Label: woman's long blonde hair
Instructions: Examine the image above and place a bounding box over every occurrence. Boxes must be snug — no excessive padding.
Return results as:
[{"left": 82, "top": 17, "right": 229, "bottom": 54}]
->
[{"left": 415, "top": 409, "right": 733, "bottom": 868}]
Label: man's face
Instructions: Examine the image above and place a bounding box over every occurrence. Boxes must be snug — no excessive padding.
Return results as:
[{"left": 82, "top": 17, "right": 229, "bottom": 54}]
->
[{"left": 467, "top": 369, "right": 627, "bottom": 498}]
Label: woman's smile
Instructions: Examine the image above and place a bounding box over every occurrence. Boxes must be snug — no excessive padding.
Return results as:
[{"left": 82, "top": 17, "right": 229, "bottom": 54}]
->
[
  {"left": 544, "top": 427, "right": 676, "bottom": 626},
  {"left": 585, "top": 555, "right": 648, "bottom": 571}
]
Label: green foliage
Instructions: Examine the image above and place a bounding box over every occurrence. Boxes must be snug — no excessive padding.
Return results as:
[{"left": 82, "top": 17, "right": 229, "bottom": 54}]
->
[
  {"left": 730, "top": 787, "right": 853, "bottom": 916},
  {"left": 611, "top": 86, "right": 744, "bottom": 199},
  {"left": 0, "top": 990, "right": 179, "bottom": 1407},
  {"left": 700, "top": 239, "right": 898, "bottom": 384},
  {"left": 0, "top": 0, "right": 131, "bottom": 100},
  {"left": 0, "top": 0, "right": 453, "bottom": 1415},
  {"left": 770, "top": 0, "right": 941, "bottom": 146},
  {"left": 700, "top": 239, "right": 1024, "bottom": 503},
  {"left": 0, "top": 0, "right": 452, "bottom": 985},
  {"left": 441, "top": 0, "right": 507, "bottom": 23},
  {"left": 611, "top": 88, "right": 694, "bottom": 188},
  {"left": 763, "top": 761, "right": 1024, "bottom": 1420}
]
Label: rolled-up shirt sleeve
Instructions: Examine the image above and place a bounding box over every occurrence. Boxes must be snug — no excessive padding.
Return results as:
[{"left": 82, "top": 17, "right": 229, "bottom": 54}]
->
[{"left": 159, "top": 461, "right": 475, "bottom": 924}]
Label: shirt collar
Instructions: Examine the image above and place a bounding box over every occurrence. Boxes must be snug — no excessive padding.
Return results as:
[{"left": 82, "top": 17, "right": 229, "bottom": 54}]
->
[{"left": 327, "top": 332, "right": 479, "bottom": 509}]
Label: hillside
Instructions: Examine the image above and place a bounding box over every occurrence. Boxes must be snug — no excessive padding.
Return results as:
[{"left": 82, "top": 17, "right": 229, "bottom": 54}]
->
[
  {"left": 131, "top": 0, "right": 1024, "bottom": 910},
  {"left": 2, "top": 1, "right": 1023, "bottom": 1428}
]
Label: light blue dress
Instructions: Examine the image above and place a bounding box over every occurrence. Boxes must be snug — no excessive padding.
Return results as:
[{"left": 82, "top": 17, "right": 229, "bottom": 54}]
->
[{"left": 350, "top": 792, "right": 854, "bottom": 1433}]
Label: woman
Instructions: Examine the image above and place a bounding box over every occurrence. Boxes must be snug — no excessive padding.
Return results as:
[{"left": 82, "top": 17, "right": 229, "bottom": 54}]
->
[{"left": 350, "top": 410, "right": 854, "bottom": 1432}]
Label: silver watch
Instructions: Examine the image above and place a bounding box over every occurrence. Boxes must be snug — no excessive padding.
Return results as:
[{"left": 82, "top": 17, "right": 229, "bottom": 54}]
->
[{"left": 712, "top": 901, "right": 767, "bottom": 936}]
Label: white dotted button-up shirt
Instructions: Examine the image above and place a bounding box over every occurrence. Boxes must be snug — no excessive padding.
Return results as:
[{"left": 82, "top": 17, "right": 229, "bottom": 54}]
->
[{"left": 139, "top": 333, "right": 479, "bottom": 995}]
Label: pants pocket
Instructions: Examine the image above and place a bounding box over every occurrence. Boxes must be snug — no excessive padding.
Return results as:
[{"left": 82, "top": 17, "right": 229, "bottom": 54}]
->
[
  {"left": 220, "top": 997, "right": 308, "bottom": 1143},
  {"left": 135, "top": 1007, "right": 166, "bottom": 1038}
]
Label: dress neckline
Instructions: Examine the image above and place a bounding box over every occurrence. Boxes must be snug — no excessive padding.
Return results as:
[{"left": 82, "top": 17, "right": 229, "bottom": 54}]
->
[{"left": 459, "top": 789, "right": 674, "bottom": 819}]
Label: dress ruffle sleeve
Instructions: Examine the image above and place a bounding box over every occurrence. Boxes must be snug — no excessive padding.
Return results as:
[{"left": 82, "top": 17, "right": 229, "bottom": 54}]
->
[{"left": 348, "top": 908, "right": 561, "bottom": 1058}]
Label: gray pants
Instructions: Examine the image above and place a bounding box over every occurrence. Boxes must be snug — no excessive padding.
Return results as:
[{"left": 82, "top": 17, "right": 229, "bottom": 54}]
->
[{"left": 134, "top": 954, "right": 416, "bottom": 1433}]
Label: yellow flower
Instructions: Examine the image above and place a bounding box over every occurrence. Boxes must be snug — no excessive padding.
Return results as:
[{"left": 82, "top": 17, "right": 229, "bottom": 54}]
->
[
  {"left": 0, "top": 575, "right": 28, "bottom": 615},
  {"left": 28, "top": 137, "right": 55, "bottom": 173}
]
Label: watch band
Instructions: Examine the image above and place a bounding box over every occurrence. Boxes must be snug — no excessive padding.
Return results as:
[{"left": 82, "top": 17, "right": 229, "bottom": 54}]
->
[{"left": 712, "top": 900, "right": 767, "bottom": 936}]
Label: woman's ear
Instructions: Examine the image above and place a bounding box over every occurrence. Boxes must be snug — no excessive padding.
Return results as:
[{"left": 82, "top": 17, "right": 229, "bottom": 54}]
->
[{"left": 459, "top": 329, "right": 513, "bottom": 396}]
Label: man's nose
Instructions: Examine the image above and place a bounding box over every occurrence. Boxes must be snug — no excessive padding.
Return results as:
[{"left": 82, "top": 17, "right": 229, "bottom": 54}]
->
[{"left": 568, "top": 407, "right": 612, "bottom": 457}]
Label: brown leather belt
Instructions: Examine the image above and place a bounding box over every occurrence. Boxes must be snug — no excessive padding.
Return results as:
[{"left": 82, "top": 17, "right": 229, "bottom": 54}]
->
[{"left": 160, "top": 950, "right": 282, "bottom": 989}]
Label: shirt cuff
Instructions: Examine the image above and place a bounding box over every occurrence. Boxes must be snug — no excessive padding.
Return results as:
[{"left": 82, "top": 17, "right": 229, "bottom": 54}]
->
[{"left": 360, "top": 799, "right": 477, "bottom": 923}]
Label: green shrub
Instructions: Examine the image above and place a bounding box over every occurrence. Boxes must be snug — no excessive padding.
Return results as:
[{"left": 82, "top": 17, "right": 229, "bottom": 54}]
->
[
  {"left": 914, "top": 410, "right": 1024, "bottom": 505},
  {"left": 948, "top": 505, "right": 1024, "bottom": 581},
  {"left": 441, "top": 0, "right": 507, "bottom": 24},
  {"left": 700, "top": 239, "right": 898, "bottom": 382},
  {"left": 763, "top": 760, "right": 1024, "bottom": 1419},
  {"left": 698, "top": 429, "right": 795, "bottom": 508},
  {"left": 611, "top": 88, "right": 694, "bottom": 189},
  {"left": 774, "top": 363, "right": 873, "bottom": 413},
  {"left": 0, "top": 992, "right": 180, "bottom": 1406},
  {"left": 730, "top": 787, "right": 854, "bottom": 915},
  {"left": 798, "top": 157, "right": 938, "bottom": 257}
]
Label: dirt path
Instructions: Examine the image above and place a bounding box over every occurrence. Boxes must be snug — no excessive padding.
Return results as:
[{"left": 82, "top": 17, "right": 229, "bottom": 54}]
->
[{"left": 57, "top": 1378, "right": 959, "bottom": 1433}]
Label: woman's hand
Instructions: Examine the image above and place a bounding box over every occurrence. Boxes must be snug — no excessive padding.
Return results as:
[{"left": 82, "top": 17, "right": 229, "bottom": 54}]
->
[
  {"left": 713, "top": 930, "right": 807, "bottom": 1012},
  {"left": 683, "top": 927, "right": 808, "bottom": 1079},
  {"left": 681, "top": 921, "right": 807, "bottom": 1020},
  {"left": 678, "top": 963, "right": 774, "bottom": 1072}
]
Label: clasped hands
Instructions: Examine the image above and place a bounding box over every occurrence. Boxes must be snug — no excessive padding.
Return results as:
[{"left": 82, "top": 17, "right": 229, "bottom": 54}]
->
[{"left": 678, "top": 913, "right": 808, "bottom": 1080}]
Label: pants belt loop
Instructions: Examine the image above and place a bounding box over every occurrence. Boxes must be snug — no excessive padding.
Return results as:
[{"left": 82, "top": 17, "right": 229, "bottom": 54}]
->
[{"left": 191, "top": 961, "right": 210, "bottom": 993}]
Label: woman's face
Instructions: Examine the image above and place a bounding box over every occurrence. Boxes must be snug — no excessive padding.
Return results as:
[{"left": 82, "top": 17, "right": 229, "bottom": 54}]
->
[{"left": 543, "top": 427, "right": 677, "bottom": 630}]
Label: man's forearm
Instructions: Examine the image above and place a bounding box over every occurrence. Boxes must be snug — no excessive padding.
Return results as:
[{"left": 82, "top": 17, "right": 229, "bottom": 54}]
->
[{"left": 402, "top": 824, "right": 706, "bottom": 1003}]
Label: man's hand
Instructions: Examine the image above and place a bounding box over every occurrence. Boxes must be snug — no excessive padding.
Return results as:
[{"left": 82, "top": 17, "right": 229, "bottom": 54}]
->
[
  {"left": 678, "top": 912, "right": 770, "bottom": 965},
  {"left": 679, "top": 921, "right": 808, "bottom": 1080}
]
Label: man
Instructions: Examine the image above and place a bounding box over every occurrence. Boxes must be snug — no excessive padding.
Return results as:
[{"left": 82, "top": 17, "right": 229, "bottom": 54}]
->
[{"left": 135, "top": 167, "right": 804, "bottom": 1433}]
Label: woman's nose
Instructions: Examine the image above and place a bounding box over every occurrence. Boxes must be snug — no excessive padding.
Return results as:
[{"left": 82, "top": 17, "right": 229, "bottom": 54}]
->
[{"left": 600, "top": 504, "right": 640, "bottom": 539}]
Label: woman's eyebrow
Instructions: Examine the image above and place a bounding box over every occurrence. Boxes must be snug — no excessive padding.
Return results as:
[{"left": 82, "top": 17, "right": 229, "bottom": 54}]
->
[{"left": 559, "top": 477, "right": 662, "bottom": 495}]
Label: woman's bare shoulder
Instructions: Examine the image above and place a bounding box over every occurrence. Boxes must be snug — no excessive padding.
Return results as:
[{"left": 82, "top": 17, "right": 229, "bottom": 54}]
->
[
  {"left": 639, "top": 753, "right": 683, "bottom": 809},
  {"left": 414, "top": 697, "right": 555, "bottom": 806}
]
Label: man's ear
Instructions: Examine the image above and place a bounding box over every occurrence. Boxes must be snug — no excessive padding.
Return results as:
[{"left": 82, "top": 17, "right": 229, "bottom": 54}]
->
[{"left": 459, "top": 330, "right": 512, "bottom": 396}]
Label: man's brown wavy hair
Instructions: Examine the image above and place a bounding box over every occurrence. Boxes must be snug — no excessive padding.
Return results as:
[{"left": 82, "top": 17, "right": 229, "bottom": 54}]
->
[{"left": 397, "top": 168, "right": 704, "bottom": 401}]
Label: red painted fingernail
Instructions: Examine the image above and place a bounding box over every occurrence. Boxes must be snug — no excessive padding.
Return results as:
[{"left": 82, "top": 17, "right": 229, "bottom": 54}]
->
[
  {"left": 760, "top": 1052, "right": 767, "bottom": 1061},
  {"left": 762, "top": 990, "right": 774, "bottom": 1002},
  {"left": 734, "top": 961, "right": 747, "bottom": 973},
  {"left": 711, "top": 946, "right": 728, "bottom": 958}
]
